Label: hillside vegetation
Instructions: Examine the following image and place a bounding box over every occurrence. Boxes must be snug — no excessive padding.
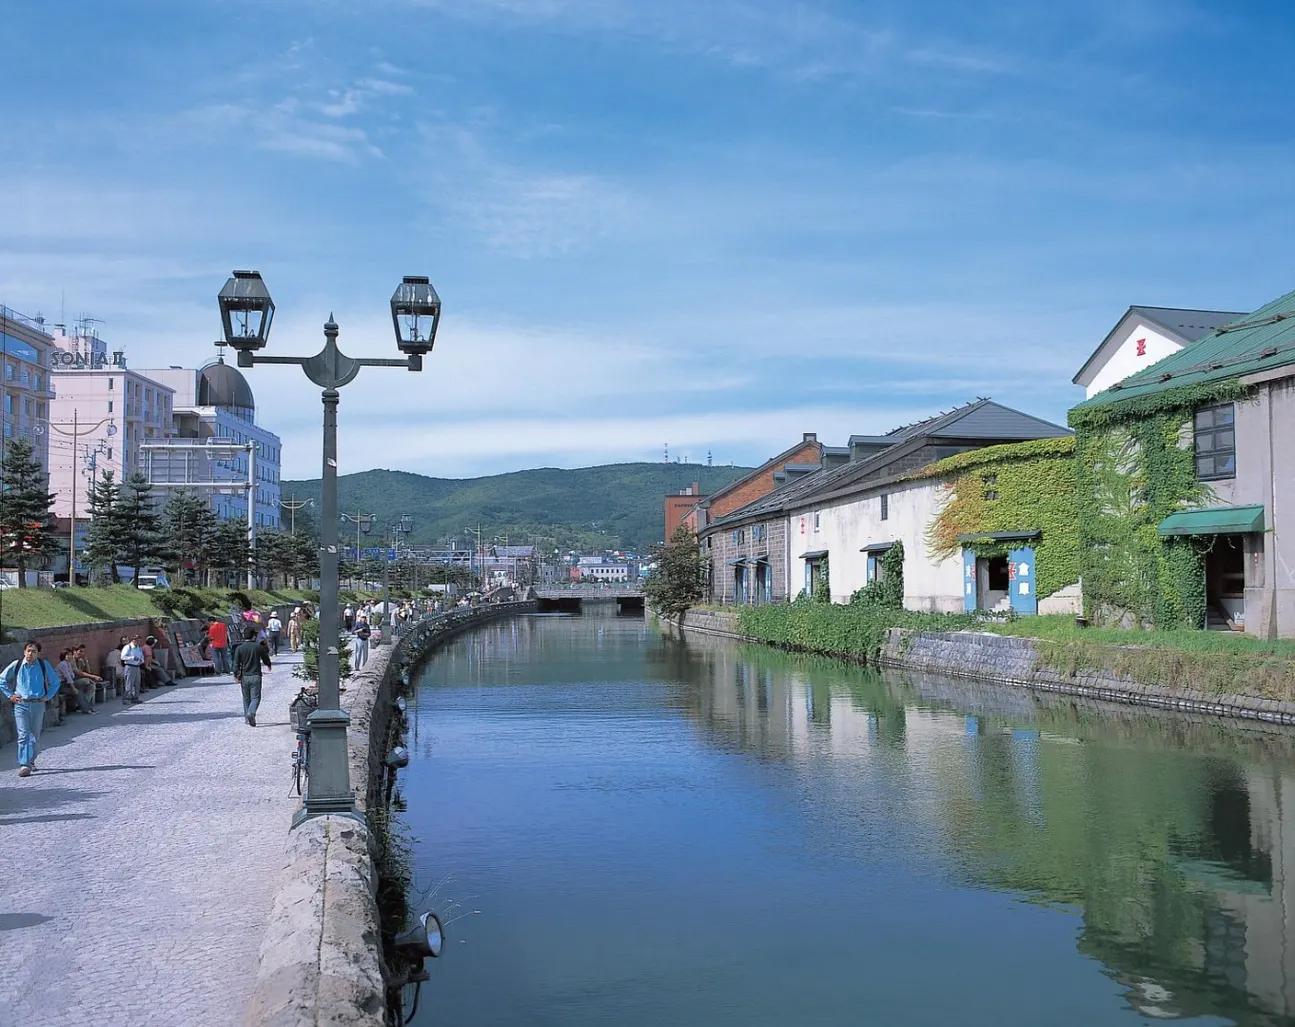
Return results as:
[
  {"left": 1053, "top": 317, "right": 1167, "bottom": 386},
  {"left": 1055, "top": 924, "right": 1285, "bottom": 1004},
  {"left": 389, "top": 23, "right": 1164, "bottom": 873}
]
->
[{"left": 282, "top": 463, "right": 751, "bottom": 554}]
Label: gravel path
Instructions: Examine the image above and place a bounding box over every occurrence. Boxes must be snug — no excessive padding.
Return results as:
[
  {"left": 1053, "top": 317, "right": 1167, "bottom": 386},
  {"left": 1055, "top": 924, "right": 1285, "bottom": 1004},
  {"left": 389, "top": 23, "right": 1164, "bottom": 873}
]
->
[{"left": 0, "top": 651, "right": 304, "bottom": 1027}]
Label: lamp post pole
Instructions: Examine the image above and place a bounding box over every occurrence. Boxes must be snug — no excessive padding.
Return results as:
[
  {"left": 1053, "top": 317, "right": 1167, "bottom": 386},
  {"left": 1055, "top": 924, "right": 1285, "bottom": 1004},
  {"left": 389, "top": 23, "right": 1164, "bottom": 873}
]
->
[{"left": 218, "top": 271, "right": 441, "bottom": 827}]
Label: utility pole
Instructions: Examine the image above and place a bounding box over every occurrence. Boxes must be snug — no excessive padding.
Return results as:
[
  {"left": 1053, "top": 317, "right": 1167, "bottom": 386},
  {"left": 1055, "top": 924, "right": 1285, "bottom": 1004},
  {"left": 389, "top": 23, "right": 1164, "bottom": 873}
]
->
[
  {"left": 41, "top": 409, "right": 116, "bottom": 583},
  {"left": 341, "top": 509, "right": 374, "bottom": 588}
]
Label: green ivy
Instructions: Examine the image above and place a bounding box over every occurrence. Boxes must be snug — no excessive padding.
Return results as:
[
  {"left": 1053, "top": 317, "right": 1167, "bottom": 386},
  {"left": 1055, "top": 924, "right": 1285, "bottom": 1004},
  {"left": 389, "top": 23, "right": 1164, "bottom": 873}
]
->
[
  {"left": 850, "top": 541, "right": 905, "bottom": 609},
  {"left": 914, "top": 437, "right": 1079, "bottom": 599},
  {"left": 1070, "top": 379, "right": 1249, "bottom": 629}
]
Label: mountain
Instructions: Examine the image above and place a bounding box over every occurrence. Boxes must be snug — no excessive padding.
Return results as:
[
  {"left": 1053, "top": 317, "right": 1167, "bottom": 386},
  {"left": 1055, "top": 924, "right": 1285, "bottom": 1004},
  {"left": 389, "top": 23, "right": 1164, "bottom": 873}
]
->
[{"left": 280, "top": 463, "right": 752, "bottom": 555}]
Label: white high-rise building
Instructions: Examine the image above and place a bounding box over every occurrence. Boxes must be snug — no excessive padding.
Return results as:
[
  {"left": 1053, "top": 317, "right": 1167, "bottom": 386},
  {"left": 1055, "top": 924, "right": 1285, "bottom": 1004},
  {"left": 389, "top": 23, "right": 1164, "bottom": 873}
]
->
[
  {"left": 135, "top": 359, "right": 282, "bottom": 529},
  {"left": 47, "top": 326, "right": 175, "bottom": 518}
]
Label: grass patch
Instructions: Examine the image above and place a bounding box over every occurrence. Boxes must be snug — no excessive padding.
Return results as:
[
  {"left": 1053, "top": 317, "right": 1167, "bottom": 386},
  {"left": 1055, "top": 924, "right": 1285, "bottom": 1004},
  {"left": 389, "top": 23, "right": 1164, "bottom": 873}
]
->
[
  {"left": 981, "top": 614, "right": 1295, "bottom": 658},
  {"left": 0, "top": 584, "right": 321, "bottom": 632}
]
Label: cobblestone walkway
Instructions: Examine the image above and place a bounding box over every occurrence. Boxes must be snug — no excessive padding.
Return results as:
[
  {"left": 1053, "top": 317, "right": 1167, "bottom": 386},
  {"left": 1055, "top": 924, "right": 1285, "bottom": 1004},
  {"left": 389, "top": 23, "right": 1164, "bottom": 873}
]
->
[{"left": 0, "top": 651, "right": 305, "bottom": 1027}]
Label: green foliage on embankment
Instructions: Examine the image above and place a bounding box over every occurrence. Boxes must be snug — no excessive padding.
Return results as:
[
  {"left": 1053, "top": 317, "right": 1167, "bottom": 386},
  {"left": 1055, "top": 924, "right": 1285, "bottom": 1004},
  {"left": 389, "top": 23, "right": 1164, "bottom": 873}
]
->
[{"left": 734, "top": 605, "right": 1295, "bottom": 700}]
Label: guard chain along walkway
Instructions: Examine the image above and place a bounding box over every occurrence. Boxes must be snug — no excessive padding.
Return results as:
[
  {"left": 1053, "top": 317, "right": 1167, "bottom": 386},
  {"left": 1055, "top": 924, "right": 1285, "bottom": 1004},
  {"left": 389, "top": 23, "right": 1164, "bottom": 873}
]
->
[{"left": 0, "top": 648, "right": 307, "bottom": 1027}]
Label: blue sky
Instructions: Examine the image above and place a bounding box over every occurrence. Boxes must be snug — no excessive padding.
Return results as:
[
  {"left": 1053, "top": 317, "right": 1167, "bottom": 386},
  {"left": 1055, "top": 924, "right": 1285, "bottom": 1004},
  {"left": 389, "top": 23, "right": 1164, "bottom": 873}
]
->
[{"left": 4, "top": 0, "right": 1295, "bottom": 479}]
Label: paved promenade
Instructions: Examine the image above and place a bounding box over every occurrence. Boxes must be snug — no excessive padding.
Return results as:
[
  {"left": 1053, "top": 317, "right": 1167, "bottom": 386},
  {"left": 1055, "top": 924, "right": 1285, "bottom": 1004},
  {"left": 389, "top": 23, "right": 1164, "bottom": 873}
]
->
[{"left": 0, "top": 651, "right": 305, "bottom": 1027}]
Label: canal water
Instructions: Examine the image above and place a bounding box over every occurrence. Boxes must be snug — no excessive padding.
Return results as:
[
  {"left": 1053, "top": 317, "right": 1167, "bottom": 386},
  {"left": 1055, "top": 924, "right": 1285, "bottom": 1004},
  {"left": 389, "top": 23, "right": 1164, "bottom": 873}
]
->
[{"left": 398, "top": 607, "right": 1295, "bottom": 1026}]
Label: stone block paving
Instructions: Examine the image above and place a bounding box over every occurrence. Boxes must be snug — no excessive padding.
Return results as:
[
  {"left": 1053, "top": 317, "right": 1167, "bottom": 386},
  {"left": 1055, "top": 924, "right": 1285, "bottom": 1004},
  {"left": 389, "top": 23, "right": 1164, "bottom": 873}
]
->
[{"left": 0, "top": 649, "right": 307, "bottom": 1027}]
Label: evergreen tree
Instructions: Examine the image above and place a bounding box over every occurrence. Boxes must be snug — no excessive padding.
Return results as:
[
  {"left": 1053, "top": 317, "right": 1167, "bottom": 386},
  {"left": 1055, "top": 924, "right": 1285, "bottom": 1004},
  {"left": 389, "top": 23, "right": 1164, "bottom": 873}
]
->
[
  {"left": 643, "top": 525, "right": 706, "bottom": 616},
  {"left": 163, "top": 489, "right": 218, "bottom": 585},
  {"left": 84, "top": 470, "right": 124, "bottom": 582},
  {"left": 0, "top": 437, "right": 58, "bottom": 588},
  {"left": 115, "top": 472, "right": 169, "bottom": 587},
  {"left": 209, "top": 519, "right": 249, "bottom": 587}
]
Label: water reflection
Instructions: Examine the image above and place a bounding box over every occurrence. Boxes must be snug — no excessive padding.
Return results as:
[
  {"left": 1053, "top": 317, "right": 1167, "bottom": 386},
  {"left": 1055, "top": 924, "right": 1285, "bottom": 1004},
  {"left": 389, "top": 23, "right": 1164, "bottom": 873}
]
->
[
  {"left": 666, "top": 628, "right": 1295, "bottom": 1025},
  {"left": 402, "top": 609, "right": 1295, "bottom": 1026}
]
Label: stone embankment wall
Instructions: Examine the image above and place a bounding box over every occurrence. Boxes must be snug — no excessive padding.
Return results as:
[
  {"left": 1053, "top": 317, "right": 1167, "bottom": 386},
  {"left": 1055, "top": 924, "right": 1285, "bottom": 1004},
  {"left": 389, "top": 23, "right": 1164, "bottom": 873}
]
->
[
  {"left": 665, "top": 608, "right": 1295, "bottom": 726},
  {"left": 244, "top": 602, "right": 536, "bottom": 1027}
]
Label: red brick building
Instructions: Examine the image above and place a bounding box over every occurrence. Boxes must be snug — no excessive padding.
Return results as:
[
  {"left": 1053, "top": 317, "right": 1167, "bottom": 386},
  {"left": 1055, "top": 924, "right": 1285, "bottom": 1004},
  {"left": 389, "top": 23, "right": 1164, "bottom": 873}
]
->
[
  {"left": 684, "top": 433, "right": 824, "bottom": 533},
  {"left": 664, "top": 481, "right": 706, "bottom": 542}
]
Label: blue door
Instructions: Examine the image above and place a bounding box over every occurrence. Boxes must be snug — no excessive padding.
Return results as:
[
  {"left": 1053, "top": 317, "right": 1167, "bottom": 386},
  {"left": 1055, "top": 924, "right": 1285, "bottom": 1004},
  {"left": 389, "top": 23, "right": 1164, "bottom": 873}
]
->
[
  {"left": 962, "top": 548, "right": 977, "bottom": 611},
  {"left": 1008, "top": 546, "right": 1037, "bottom": 615}
]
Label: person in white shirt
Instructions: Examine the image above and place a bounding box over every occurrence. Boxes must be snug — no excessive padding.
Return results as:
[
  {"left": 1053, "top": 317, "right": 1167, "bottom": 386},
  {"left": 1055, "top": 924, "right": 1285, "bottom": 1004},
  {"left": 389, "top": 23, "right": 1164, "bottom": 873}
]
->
[
  {"left": 267, "top": 614, "right": 283, "bottom": 656},
  {"left": 121, "top": 634, "right": 146, "bottom": 705}
]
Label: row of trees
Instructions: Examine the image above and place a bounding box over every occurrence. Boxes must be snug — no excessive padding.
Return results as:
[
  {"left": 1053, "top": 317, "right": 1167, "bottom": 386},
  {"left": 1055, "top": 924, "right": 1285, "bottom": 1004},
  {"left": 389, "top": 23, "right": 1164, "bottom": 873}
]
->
[
  {"left": 85, "top": 473, "right": 320, "bottom": 587},
  {"left": 0, "top": 436, "right": 320, "bottom": 588}
]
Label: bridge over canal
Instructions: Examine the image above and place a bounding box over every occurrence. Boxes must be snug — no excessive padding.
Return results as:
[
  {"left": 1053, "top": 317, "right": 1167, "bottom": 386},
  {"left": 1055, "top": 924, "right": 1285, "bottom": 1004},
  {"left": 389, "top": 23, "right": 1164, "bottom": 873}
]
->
[{"left": 532, "top": 583, "right": 646, "bottom": 613}]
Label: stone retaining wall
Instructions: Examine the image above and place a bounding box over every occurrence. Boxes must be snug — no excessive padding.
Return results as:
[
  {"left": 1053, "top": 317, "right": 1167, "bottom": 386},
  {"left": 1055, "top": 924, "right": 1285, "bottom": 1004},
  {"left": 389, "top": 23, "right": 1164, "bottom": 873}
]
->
[
  {"left": 666, "top": 608, "right": 1295, "bottom": 726},
  {"left": 244, "top": 602, "right": 537, "bottom": 1027}
]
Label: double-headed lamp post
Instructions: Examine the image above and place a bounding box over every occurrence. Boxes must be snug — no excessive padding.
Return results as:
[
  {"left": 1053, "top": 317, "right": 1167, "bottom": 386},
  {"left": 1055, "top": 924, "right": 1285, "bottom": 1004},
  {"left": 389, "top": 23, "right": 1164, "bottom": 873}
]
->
[{"left": 217, "top": 270, "right": 441, "bottom": 825}]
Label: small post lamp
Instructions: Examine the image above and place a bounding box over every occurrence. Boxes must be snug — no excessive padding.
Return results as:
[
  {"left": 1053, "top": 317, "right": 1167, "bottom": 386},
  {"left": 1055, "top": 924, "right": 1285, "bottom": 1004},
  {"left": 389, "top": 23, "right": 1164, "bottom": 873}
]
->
[
  {"left": 390, "top": 276, "right": 442, "bottom": 370},
  {"left": 217, "top": 269, "right": 440, "bottom": 827}
]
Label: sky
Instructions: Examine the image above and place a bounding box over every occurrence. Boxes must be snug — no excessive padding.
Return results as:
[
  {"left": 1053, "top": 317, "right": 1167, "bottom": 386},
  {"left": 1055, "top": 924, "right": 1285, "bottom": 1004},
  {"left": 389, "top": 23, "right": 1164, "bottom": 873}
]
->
[{"left": 4, "top": 0, "right": 1295, "bottom": 480}]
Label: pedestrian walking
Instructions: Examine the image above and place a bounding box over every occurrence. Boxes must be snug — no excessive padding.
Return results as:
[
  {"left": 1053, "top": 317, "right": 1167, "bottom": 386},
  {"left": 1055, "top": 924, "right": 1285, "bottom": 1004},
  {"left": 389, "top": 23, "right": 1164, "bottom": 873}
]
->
[
  {"left": 267, "top": 613, "right": 282, "bottom": 655},
  {"left": 208, "top": 616, "right": 230, "bottom": 675},
  {"left": 232, "top": 626, "right": 272, "bottom": 727},
  {"left": 1, "top": 642, "right": 63, "bottom": 776},
  {"left": 121, "top": 635, "right": 146, "bottom": 704},
  {"left": 352, "top": 617, "right": 371, "bottom": 669},
  {"left": 343, "top": 604, "right": 354, "bottom": 632},
  {"left": 287, "top": 608, "right": 303, "bottom": 651}
]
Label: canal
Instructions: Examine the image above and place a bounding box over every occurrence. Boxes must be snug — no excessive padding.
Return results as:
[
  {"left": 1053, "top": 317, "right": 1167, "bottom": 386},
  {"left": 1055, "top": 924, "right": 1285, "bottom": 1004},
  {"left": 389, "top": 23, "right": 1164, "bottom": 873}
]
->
[{"left": 396, "top": 607, "right": 1295, "bottom": 1026}]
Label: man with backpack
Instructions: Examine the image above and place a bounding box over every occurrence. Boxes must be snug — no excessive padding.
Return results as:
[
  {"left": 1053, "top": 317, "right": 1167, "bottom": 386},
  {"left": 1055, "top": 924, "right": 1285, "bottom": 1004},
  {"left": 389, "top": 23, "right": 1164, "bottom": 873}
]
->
[
  {"left": 266, "top": 612, "right": 283, "bottom": 656},
  {"left": 1, "top": 642, "right": 64, "bottom": 777}
]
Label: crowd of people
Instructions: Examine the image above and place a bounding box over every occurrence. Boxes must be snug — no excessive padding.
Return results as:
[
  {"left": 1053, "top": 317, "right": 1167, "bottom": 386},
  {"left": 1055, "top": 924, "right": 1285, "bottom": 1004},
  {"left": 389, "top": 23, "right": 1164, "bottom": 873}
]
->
[{"left": 3, "top": 596, "right": 439, "bottom": 777}]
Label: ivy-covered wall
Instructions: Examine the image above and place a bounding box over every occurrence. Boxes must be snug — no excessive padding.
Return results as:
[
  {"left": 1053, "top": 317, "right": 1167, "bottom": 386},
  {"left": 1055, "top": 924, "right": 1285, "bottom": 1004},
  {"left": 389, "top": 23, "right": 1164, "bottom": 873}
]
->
[
  {"left": 909, "top": 437, "right": 1079, "bottom": 600},
  {"left": 1068, "top": 380, "right": 1249, "bottom": 629}
]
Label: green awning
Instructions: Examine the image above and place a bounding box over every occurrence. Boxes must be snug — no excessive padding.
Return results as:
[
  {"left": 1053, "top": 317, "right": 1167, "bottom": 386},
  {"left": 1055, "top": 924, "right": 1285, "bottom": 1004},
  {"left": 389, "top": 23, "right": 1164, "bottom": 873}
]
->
[{"left": 1158, "top": 505, "right": 1265, "bottom": 536}]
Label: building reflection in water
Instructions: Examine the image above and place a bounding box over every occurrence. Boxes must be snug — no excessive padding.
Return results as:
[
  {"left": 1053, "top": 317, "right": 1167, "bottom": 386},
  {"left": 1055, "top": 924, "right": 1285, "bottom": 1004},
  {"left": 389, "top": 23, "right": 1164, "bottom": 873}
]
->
[{"left": 659, "top": 625, "right": 1295, "bottom": 1025}]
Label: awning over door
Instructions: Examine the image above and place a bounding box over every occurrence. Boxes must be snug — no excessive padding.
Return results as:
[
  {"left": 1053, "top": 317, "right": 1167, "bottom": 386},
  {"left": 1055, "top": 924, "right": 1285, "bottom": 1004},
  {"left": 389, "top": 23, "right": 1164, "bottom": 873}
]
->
[
  {"left": 860, "top": 541, "right": 897, "bottom": 554},
  {"left": 1157, "top": 505, "right": 1265, "bottom": 536},
  {"left": 957, "top": 530, "right": 1041, "bottom": 544},
  {"left": 800, "top": 550, "right": 828, "bottom": 561}
]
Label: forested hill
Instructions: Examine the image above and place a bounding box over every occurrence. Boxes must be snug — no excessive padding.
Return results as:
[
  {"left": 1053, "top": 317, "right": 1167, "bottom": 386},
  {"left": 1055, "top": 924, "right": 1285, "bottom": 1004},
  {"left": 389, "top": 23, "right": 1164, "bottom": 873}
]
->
[{"left": 281, "top": 463, "right": 752, "bottom": 554}]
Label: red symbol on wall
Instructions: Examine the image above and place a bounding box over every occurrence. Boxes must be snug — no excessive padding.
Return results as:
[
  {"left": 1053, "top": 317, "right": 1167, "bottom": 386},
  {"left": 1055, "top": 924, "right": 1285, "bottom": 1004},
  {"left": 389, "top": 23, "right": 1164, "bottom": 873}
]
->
[
  {"left": 1008, "top": 562, "right": 1017, "bottom": 580},
  {"left": 1135, "top": 338, "right": 1147, "bottom": 356}
]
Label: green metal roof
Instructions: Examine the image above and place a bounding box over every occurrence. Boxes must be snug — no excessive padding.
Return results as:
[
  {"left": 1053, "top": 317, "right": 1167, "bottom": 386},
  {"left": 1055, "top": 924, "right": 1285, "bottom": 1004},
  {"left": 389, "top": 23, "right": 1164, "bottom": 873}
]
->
[
  {"left": 1075, "top": 287, "right": 1295, "bottom": 410},
  {"left": 1157, "top": 505, "right": 1265, "bottom": 536}
]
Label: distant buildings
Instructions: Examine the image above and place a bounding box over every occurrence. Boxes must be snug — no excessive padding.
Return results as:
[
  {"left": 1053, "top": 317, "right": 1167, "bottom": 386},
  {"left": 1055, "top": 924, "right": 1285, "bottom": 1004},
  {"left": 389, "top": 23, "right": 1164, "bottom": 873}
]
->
[
  {"left": 135, "top": 360, "right": 282, "bottom": 529},
  {"left": 0, "top": 297, "right": 287, "bottom": 572},
  {"left": 46, "top": 324, "right": 176, "bottom": 518}
]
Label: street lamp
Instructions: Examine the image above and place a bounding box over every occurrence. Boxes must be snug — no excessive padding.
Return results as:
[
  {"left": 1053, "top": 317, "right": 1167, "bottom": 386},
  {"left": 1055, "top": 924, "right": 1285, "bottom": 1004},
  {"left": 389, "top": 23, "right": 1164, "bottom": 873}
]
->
[
  {"left": 381, "top": 514, "right": 413, "bottom": 645},
  {"left": 218, "top": 269, "right": 440, "bottom": 827},
  {"left": 341, "top": 511, "right": 374, "bottom": 587}
]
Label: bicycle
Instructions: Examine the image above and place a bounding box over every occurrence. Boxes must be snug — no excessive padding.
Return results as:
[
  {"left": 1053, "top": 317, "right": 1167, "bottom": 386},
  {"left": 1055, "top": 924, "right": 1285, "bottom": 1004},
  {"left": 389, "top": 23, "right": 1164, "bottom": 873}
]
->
[{"left": 289, "top": 688, "right": 318, "bottom": 795}]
